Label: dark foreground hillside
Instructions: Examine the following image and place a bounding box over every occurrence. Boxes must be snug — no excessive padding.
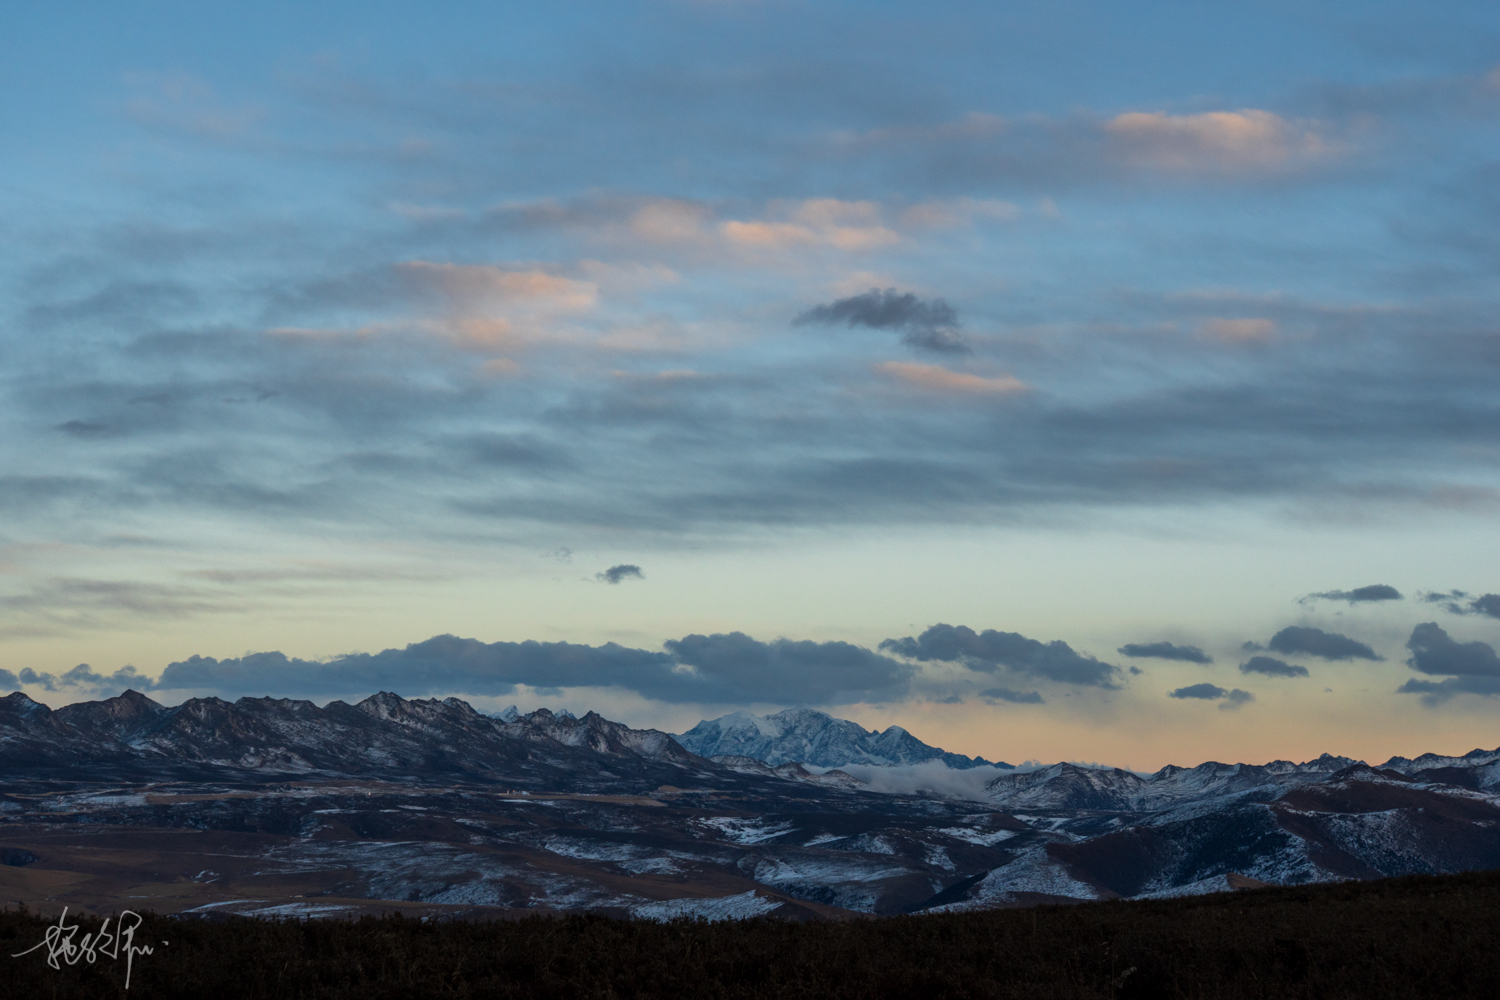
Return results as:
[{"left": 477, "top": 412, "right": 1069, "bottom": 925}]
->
[{"left": 5, "top": 870, "right": 1498, "bottom": 999}]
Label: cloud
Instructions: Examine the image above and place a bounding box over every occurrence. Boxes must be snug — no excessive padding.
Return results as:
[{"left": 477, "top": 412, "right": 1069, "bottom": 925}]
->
[
  {"left": 1421, "top": 590, "right": 1500, "bottom": 618},
  {"left": 662, "top": 632, "right": 914, "bottom": 704},
  {"left": 1222, "top": 689, "right": 1255, "bottom": 710},
  {"left": 1239, "top": 656, "right": 1309, "bottom": 678},
  {"left": 875, "top": 362, "right": 1026, "bottom": 395},
  {"left": 1196, "top": 318, "right": 1277, "bottom": 344},
  {"left": 978, "top": 686, "right": 1044, "bottom": 705},
  {"left": 397, "top": 261, "right": 598, "bottom": 312},
  {"left": 1265, "top": 626, "right": 1381, "bottom": 662},
  {"left": 1105, "top": 109, "right": 1334, "bottom": 174},
  {"left": 143, "top": 630, "right": 914, "bottom": 706},
  {"left": 1404, "top": 622, "right": 1500, "bottom": 678},
  {"left": 1398, "top": 622, "right": 1500, "bottom": 705},
  {"left": 628, "top": 200, "right": 713, "bottom": 244},
  {"left": 880, "top": 624, "right": 1121, "bottom": 689},
  {"left": 0, "top": 669, "right": 18, "bottom": 689},
  {"left": 1117, "top": 641, "right": 1212, "bottom": 664},
  {"left": 1168, "top": 683, "right": 1254, "bottom": 709},
  {"left": 720, "top": 200, "right": 898, "bottom": 252},
  {"left": 16, "top": 663, "right": 154, "bottom": 697},
  {"left": 596, "top": 564, "right": 644, "bottom": 584},
  {"left": 1303, "top": 584, "right": 1404, "bottom": 605},
  {"left": 794, "top": 288, "right": 969, "bottom": 354},
  {"left": 1168, "top": 683, "right": 1227, "bottom": 700}
]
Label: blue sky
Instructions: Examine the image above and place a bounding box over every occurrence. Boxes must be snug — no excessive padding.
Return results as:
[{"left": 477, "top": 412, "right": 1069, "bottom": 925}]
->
[{"left": 4, "top": 1, "right": 1500, "bottom": 767}]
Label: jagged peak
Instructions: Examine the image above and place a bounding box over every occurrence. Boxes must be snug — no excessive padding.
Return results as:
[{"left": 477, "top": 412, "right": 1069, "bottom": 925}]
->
[
  {"left": 0, "top": 690, "right": 50, "bottom": 715},
  {"left": 112, "top": 689, "right": 166, "bottom": 710},
  {"left": 354, "top": 691, "right": 411, "bottom": 720}
]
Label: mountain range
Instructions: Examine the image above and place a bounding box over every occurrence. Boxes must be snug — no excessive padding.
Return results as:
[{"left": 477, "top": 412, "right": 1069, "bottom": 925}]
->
[{"left": 2, "top": 688, "right": 1499, "bottom": 920}]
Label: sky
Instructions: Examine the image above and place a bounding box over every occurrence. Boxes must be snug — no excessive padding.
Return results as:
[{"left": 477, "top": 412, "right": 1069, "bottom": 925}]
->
[{"left": 4, "top": 1, "right": 1500, "bottom": 770}]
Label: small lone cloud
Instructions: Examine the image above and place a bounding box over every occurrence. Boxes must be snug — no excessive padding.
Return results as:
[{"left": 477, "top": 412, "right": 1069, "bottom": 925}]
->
[
  {"left": 1300, "top": 584, "right": 1403, "bottom": 605},
  {"left": 794, "top": 288, "right": 970, "bottom": 354},
  {"left": 1266, "top": 626, "right": 1381, "bottom": 662},
  {"left": 1118, "top": 641, "right": 1212, "bottom": 664},
  {"left": 1168, "top": 682, "right": 1227, "bottom": 700},
  {"left": 596, "top": 564, "right": 644, "bottom": 585},
  {"left": 1239, "top": 656, "right": 1309, "bottom": 678},
  {"left": 1167, "top": 683, "right": 1254, "bottom": 710}
]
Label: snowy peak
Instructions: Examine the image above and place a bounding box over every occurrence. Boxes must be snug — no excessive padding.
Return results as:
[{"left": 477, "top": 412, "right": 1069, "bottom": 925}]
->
[{"left": 674, "top": 708, "right": 1008, "bottom": 770}]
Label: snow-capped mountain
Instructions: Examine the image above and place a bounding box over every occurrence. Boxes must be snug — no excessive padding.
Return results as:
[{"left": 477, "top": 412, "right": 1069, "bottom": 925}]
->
[{"left": 674, "top": 708, "right": 1010, "bottom": 770}]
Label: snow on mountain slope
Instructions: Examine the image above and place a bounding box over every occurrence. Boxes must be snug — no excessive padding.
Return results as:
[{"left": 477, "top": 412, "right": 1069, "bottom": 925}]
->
[{"left": 674, "top": 708, "right": 1009, "bottom": 770}]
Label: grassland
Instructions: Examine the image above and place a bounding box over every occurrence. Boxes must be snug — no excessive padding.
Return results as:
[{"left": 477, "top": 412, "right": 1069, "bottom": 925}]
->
[{"left": 4, "top": 869, "right": 1498, "bottom": 999}]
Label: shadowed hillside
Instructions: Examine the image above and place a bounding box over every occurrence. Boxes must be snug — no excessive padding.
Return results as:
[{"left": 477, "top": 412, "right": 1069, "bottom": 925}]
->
[{"left": 5, "top": 870, "right": 1500, "bottom": 998}]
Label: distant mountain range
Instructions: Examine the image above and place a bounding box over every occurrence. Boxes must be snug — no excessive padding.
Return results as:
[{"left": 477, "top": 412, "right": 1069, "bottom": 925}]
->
[
  {"left": 3, "top": 688, "right": 1500, "bottom": 919},
  {"left": 673, "top": 708, "right": 1011, "bottom": 770}
]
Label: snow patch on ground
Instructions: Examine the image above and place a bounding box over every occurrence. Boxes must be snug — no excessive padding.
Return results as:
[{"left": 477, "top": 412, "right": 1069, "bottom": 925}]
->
[
  {"left": 925, "top": 848, "right": 1105, "bottom": 911},
  {"left": 630, "top": 890, "right": 780, "bottom": 921},
  {"left": 697, "top": 816, "right": 796, "bottom": 844},
  {"left": 936, "top": 826, "right": 1019, "bottom": 846}
]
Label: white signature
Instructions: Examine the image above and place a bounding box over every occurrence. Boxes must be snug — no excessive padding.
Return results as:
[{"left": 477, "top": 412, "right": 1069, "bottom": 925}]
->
[{"left": 11, "top": 907, "right": 166, "bottom": 990}]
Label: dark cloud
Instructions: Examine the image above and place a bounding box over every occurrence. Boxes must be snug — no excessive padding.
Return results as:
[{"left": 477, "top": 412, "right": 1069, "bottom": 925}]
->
[
  {"left": 1168, "top": 683, "right": 1226, "bottom": 700},
  {"left": 0, "top": 669, "right": 18, "bottom": 689},
  {"left": 1117, "top": 641, "right": 1212, "bottom": 664},
  {"left": 793, "top": 288, "right": 970, "bottom": 354},
  {"left": 1266, "top": 626, "right": 1381, "bottom": 662},
  {"left": 1302, "top": 584, "right": 1403, "bottom": 605},
  {"left": 1397, "top": 622, "right": 1500, "bottom": 705},
  {"left": 596, "top": 564, "right": 644, "bottom": 585},
  {"left": 880, "top": 624, "right": 1121, "bottom": 688},
  {"left": 979, "top": 687, "right": 1044, "bottom": 705},
  {"left": 1239, "top": 656, "right": 1309, "bottom": 678},
  {"left": 1421, "top": 590, "right": 1500, "bottom": 619},
  {"left": 1397, "top": 675, "right": 1500, "bottom": 703},
  {"left": 141, "top": 631, "right": 913, "bottom": 706},
  {"left": 663, "top": 632, "right": 913, "bottom": 705},
  {"left": 1168, "top": 683, "right": 1253, "bottom": 709},
  {"left": 1404, "top": 622, "right": 1500, "bottom": 678}
]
